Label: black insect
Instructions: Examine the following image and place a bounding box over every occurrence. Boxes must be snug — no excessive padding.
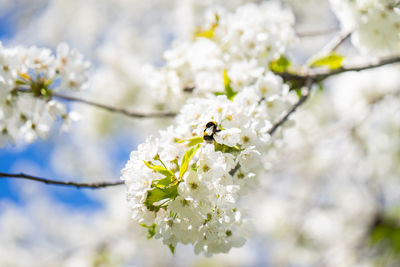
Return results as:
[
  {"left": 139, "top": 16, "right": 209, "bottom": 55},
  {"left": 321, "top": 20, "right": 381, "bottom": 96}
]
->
[{"left": 203, "top": 121, "right": 220, "bottom": 143}]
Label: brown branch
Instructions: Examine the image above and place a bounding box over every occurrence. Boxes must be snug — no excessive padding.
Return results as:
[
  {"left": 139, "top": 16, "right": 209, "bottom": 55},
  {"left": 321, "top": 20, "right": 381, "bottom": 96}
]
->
[
  {"left": 14, "top": 88, "right": 176, "bottom": 119},
  {"left": 277, "top": 55, "right": 400, "bottom": 83},
  {"left": 312, "top": 56, "right": 400, "bottom": 80},
  {"left": 0, "top": 172, "right": 123, "bottom": 189},
  {"left": 230, "top": 78, "right": 314, "bottom": 177},
  {"left": 264, "top": 55, "right": 400, "bottom": 164},
  {"left": 51, "top": 92, "right": 176, "bottom": 118}
]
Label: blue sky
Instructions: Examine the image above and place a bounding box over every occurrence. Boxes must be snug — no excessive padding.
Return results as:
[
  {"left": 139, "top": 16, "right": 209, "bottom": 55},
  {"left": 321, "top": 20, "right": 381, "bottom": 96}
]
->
[{"left": 0, "top": 139, "right": 105, "bottom": 209}]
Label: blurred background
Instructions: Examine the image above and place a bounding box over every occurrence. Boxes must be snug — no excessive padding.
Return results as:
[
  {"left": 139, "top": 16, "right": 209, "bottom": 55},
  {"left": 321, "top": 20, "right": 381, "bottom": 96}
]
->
[{"left": 1, "top": 0, "right": 400, "bottom": 266}]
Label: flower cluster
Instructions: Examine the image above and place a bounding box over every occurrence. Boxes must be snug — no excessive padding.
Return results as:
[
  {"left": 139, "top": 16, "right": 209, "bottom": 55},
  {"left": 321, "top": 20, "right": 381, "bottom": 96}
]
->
[
  {"left": 0, "top": 42, "right": 90, "bottom": 145},
  {"left": 143, "top": 2, "right": 295, "bottom": 111},
  {"left": 122, "top": 2, "right": 296, "bottom": 255},
  {"left": 122, "top": 61, "right": 292, "bottom": 256},
  {"left": 330, "top": 0, "right": 400, "bottom": 56}
]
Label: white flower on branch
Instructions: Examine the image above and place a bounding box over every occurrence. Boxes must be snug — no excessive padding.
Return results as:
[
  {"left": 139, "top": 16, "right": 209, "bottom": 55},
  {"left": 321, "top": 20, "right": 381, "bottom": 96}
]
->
[{"left": 0, "top": 42, "right": 90, "bottom": 145}]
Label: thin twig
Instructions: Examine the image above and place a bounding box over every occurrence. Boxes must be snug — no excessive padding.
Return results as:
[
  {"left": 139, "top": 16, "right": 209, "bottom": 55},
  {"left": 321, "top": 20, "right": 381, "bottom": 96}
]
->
[
  {"left": 325, "top": 30, "right": 352, "bottom": 52},
  {"left": 229, "top": 164, "right": 241, "bottom": 176},
  {"left": 296, "top": 27, "right": 339, "bottom": 38},
  {"left": 51, "top": 92, "right": 176, "bottom": 118},
  {"left": 14, "top": 88, "right": 176, "bottom": 119},
  {"left": 229, "top": 79, "right": 313, "bottom": 177},
  {"left": 305, "top": 30, "right": 352, "bottom": 66},
  {"left": 0, "top": 172, "right": 123, "bottom": 189},
  {"left": 313, "top": 56, "right": 400, "bottom": 80},
  {"left": 268, "top": 78, "right": 313, "bottom": 136}
]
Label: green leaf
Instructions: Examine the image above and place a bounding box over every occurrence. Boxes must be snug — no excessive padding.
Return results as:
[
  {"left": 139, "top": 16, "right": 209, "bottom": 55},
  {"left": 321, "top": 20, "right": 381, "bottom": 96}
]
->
[
  {"left": 369, "top": 217, "right": 400, "bottom": 254},
  {"left": 310, "top": 52, "right": 345, "bottom": 70},
  {"left": 179, "top": 144, "right": 201, "bottom": 178},
  {"left": 187, "top": 137, "right": 204, "bottom": 147},
  {"left": 18, "top": 73, "right": 31, "bottom": 81},
  {"left": 223, "top": 69, "right": 238, "bottom": 101},
  {"left": 213, "top": 92, "right": 225, "bottom": 96},
  {"left": 214, "top": 143, "right": 241, "bottom": 153},
  {"left": 44, "top": 78, "right": 54, "bottom": 87},
  {"left": 170, "top": 158, "right": 179, "bottom": 172},
  {"left": 213, "top": 70, "right": 238, "bottom": 100},
  {"left": 152, "top": 176, "right": 173, "bottom": 188},
  {"left": 143, "top": 161, "right": 174, "bottom": 178},
  {"left": 144, "top": 185, "right": 178, "bottom": 208},
  {"left": 196, "top": 28, "right": 214, "bottom": 38},
  {"left": 176, "top": 136, "right": 204, "bottom": 147},
  {"left": 295, "top": 88, "right": 302, "bottom": 99},
  {"left": 15, "top": 80, "right": 27, "bottom": 85},
  {"left": 223, "top": 69, "right": 230, "bottom": 88},
  {"left": 195, "top": 14, "right": 219, "bottom": 39},
  {"left": 203, "top": 213, "right": 212, "bottom": 225},
  {"left": 140, "top": 224, "right": 156, "bottom": 239},
  {"left": 168, "top": 244, "right": 175, "bottom": 254},
  {"left": 269, "top": 55, "right": 291, "bottom": 73},
  {"left": 147, "top": 225, "right": 156, "bottom": 239},
  {"left": 287, "top": 79, "right": 306, "bottom": 92}
]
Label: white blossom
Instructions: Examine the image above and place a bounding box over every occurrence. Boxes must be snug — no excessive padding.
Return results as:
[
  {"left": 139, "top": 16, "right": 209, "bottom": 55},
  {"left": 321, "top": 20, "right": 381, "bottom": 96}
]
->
[
  {"left": 122, "top": 76, "right": 291, "bottom": 255},
  {"left": 330, "top": 0, "right": 400, "bottom": 56},
  {"left": 140, "top": 2, "right": 296, "bottom": 111},
  {"left": 0, "top": 42, "right": 90, "bottom": 145}
]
